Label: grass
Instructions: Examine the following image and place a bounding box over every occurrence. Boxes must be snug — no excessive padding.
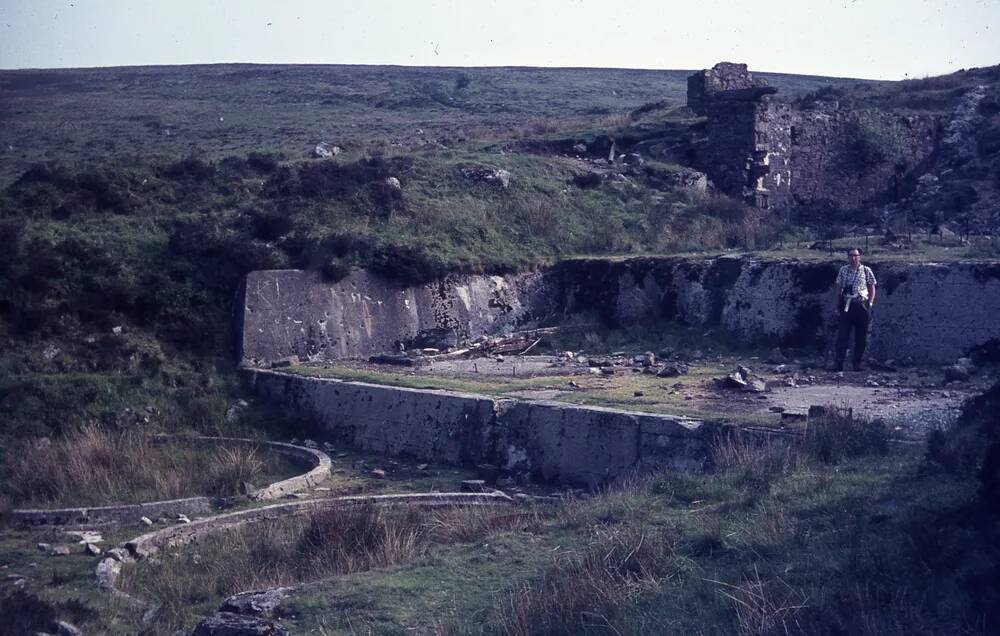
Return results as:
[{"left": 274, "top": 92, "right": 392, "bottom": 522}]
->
[
  {"left": 118, "top": 503, "right": 549, "bottom": 633},
  {"left": 0, "top": 424, "right": 302, "bottom": 507},
  {"left": 279, "top": 427, "right": 993, "bottom": 635},
  {"left": 4, "top": 407, "right": 996, "bottom": 635}
]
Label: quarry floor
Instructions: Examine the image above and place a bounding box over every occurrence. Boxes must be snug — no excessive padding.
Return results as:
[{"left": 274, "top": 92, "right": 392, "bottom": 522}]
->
[{"left": 293, "top": 353, "right": 994, "bottom": 440}]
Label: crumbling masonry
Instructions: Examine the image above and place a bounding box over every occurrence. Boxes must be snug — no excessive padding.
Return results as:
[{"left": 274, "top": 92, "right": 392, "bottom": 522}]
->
[{"left": 688, "top": 63, "right": 939, "bottom": 209}]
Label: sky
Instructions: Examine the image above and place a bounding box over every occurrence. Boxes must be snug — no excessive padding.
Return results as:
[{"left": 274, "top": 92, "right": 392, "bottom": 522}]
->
[{"left": 0, "top": 0, "right": 998, "bottom": 80}]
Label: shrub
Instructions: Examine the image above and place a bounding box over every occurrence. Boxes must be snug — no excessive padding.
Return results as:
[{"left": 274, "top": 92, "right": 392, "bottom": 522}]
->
[
  {"left": 804, "top": 412, "right": 889, "bottom": 463},
  {"left": 492, "top": 524, "right": 666, "bottom": 635},
  {"left": 164, "top": 155, "right": 216, "bottom": 181},
  {"left": 246, "top": 151, "right": 279, "bottom": 172}
]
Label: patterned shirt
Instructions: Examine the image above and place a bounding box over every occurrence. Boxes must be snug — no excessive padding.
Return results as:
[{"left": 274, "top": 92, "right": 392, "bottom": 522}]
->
[{"left": 836, "top": 264, "right": 877, "bottom": 300}]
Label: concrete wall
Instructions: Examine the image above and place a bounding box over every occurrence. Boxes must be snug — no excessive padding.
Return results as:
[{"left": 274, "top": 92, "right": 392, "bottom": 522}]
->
[
  {"left": 239, "top": 268, "right": 555, "bottom": 365},
  {"left": 245, "top": 370, "right": 715, "bottom": 488},
  {"left": 242, "top": 258, "right": 1000, "bottom": 366},
  {"left": 556, "top": 257, "right": 1000, "bottom": 362}
]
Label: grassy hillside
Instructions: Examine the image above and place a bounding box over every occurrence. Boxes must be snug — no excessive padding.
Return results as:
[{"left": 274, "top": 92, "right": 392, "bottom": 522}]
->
[
  {"left": 1, "top": 61, "right": 1000, "bottom": 633},
  {"left": 0, "top": 64, "right": 865, "bottom": 186}
]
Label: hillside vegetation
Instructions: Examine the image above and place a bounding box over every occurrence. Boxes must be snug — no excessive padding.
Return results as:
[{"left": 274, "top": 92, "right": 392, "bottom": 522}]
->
[{"left": 1, "top": 62, "right": 999, "bottom": 634}]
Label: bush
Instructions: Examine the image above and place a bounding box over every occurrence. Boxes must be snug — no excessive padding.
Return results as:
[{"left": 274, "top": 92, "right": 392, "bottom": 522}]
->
[
  {"left": 164, "top": 156, "right": 216, "bottom": 181},
  {"left": 804, "top": 412, "right": 889, "bottom": 463},
  {"left": 246, "top": 152, "right": 280, "bottom": 172}
]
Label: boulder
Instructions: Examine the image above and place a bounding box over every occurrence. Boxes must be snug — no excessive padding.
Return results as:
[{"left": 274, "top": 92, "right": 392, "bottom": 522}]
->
[
  {"left": 313, "top": 143, "right": 339, "bottom": 159},
  {"left": 192, "top": 612, "right": 289, "bottom": 636},
  {"left": 220, "top": 587, "right": 296, "bottom": 619},
  {"left": 657, "top": 362, "right": 689, "bottom": 378},
  {"left": 385, "top": 176, "right": 401, "bottom": 190}
]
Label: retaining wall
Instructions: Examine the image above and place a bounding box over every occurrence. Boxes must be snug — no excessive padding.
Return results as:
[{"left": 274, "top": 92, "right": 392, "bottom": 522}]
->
[
  {"left": 241, "top": 258, "right": 1000, "bottom": 366},
  {"left": 245, "top": 369, "right": 715, "bottom": 488},
  {"left": 239, "top": 268, "right": 555, "bottom": 365}
]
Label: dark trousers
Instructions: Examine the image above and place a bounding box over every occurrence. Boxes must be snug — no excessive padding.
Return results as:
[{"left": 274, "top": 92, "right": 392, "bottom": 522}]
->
[{"left": 835, "top": 299, "right": 871, "bottom": 367}]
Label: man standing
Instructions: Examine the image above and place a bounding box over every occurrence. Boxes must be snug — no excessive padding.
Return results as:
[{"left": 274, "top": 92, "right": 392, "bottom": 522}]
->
[{"left": 832, "top": 248, "right": 877, "bottom": 371}]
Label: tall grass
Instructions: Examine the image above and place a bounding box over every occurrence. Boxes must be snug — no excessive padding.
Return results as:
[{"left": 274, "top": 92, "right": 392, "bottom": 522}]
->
[
  {"left": 492, "top": 524, "right": 668, "bottom": 636},
  {"left": 0, "top": 425, "right": 286, "bottom": 507},
  {"left": 122, "top": 503, "right": 545, "bottom": 632}
]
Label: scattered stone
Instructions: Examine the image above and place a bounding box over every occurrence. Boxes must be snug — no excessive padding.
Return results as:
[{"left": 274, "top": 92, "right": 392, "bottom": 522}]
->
[
  {"left": 599, "top": 367, "right": 615, "bottom": 376},
  {"left": 768, "top": 406, "right": 786, "bottom": 413},
  {"left": 572, "top": 142, "right": 587, "bottom": 154},
  {"left": 193, "top": 612, "right": 289, "bottom": 636},
  {"left": 416, "top": 463, "right": 429, "bottom": 471},
  {"left": 745, "top": 379, "right": 767, "bottom": 393},
  {"left": 176, "top": 514, "right": 191, "bottom": 524},
  {"left": 721, "top": 366, "right": 752, "bottom": 388},
  {"left": 313, "top": 142, "right": 337, "bottom": 158},
  {"left": 54, "top": 621, "right": 83, "bottom": 636},
  {"left": 385, "top": 176, "right": 401, "bottom": 190},
  {"left": 568, "top": 380, "right": 581, "bottom": 388},
  {"left": 657, "top": 362, "right": 689, "bottom": 377},
  {"left": 302, "top": 439, "right": 318, "bottom": 449},
  {"left": 111, "top": 325, "right": 123, "bottom": 335},
  {"left": 495, "top": 355, "right": 505, "bottom": 362},
  {"left": 66, "top": 530, "right": 102, "bottom": 544},
  {"left": 220, "top": 586, "right": 297, "bottom": 619},
  {"left": 49, "top": 545, "right": 71, "bottom": 556},
  {"left": 37, "top": 543, "right": 51, "bottom": 553},
  {"left": 84, "top": 543, "right": 102, "bottom": 557},
  {"left": 370, "top": 468, "right": 387, "bottom": 479},
  {"left": 633, "top": 391, "right": 644, "bottom": 397},
  {"left": 588, "top": 367, "right": 602, "bottom": 375},
  {"left": 107, "top": 548, "right": 130, "bottom": 563},
  {"left": 459, "top": 165, "right": 511, "bottom": 188}
]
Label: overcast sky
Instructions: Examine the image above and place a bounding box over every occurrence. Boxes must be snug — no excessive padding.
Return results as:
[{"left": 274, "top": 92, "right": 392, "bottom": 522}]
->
[{"left": 1, "top": 0, "right": 997, "bottom": 79}]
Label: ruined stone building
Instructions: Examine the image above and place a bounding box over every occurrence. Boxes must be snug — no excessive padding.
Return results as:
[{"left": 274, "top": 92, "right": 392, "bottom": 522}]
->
[{"left": 688, "top": 63, "right": 939, "bottom": 210}]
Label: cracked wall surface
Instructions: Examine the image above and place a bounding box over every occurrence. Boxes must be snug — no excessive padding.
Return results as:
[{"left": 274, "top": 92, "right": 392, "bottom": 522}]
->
[
  {"left": 239, "top": 268, "right": 556, "bottom": 365},
  {"left": 242, "top": 258, "right": 1000, "bottom": 366}
]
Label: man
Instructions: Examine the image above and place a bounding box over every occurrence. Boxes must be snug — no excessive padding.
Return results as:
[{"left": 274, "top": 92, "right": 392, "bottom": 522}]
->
[{"left": 832, "top": 248, "right": 877, "bottom": 372}]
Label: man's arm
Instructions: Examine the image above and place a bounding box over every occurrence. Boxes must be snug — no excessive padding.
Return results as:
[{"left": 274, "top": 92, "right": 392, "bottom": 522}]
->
[{"left": 868, "top": 283, "right": 876, "bottom": 306}]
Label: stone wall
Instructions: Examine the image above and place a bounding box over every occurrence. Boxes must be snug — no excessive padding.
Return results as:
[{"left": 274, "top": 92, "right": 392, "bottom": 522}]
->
[
  {"left": 789, "top": 107, "right": 939, "bottom": 209},
  {"left": 688, "top": 63, "right": 939, "bottom": 210},
  {"left": 245, "top": 370, "right": 716, "bottom": 487},
  {"left": 687, "top": 62, "right": 769, "bottom": 116},
  {"left": 239, "top": 268, "right": 556, "bottom": 365}
]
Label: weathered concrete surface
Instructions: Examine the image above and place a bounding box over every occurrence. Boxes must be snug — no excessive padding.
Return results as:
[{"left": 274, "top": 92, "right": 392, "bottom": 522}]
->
[
  {"left": 557, "top": 257, "right": 1000, "bottom": 363},
  {"left": 241, "top": 258, "right": 1000, "bottom": 367},
  {"left": 245, "top": 369, "right": 715, "bottom": 487},
  {"left": 239, "top": 268, "right": 555, "bottom": 365}
]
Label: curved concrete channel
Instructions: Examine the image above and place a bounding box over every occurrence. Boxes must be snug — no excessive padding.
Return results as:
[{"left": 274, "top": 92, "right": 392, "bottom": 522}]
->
[
  {"left": 95, "top": 491, "right": 515, "bottom": 632},
  {"left": 10, "top": 436, "right": 331, "bottom": 527}
]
